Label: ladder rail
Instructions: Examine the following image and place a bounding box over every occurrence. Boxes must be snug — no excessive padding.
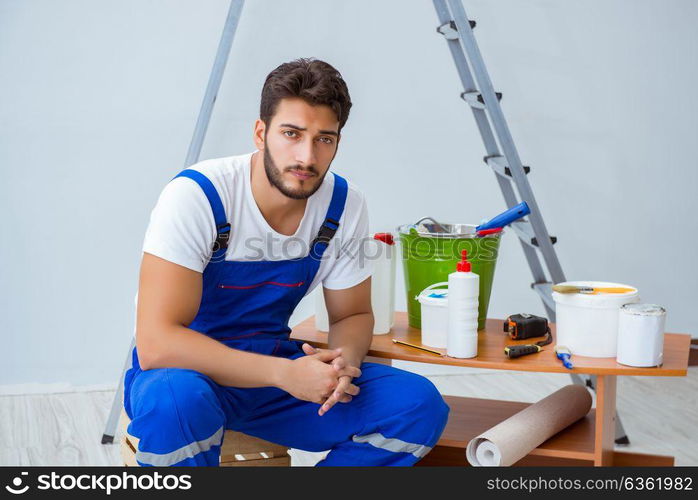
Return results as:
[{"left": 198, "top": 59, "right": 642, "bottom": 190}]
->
[
  {"left": 102, "top": 0, "right": 245, "bottom": 445},
  {"left": 433, "top": 0, "right": 628, "bottom": 445},
  {"left": 184, "top": 0, "right": 245, "bottom": 168},
  {"left": 445, "top": 0, "right": 566, "bottom": 285},
  {"left": 432, "top": 0, "right": 555, "bottom": 319}
]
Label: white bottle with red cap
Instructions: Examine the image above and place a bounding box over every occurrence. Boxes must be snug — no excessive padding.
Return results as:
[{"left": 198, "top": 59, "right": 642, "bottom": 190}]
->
[
  {"left": 447, "top": 249, "right": 480, "bottom": 358},
  {"left": 371, "top": 232, "right": 396, "bottom": 334},
  {"left": 315, "top": 232, "right": 395, "bottom": 334}
]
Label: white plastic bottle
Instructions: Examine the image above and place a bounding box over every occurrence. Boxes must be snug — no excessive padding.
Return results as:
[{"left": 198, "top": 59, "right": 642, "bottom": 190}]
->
[
  {"left": 369, "top": 233, "right": 396, "bottom": 334},
  {"left": 447, "top": 249, "right": 480, "bottom": 358},
  {"left": 315, "top": 232, "right": 396, "bottom": 334}
]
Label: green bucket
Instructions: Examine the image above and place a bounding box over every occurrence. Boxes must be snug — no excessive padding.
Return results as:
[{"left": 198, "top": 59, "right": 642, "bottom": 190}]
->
[{"left": 397, "top": 219, "right": 503, "bottom": 331}]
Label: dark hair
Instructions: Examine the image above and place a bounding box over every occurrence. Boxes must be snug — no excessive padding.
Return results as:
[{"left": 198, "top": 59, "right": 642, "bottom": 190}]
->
[{"left": 260, "top": 58, "right": 352, "bottom": 131}]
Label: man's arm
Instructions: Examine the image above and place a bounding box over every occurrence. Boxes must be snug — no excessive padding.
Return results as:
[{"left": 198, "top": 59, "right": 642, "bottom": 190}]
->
[
  {"left": 323, "top": 276, "right": 374, "bottom": 369},
  {"left": 136, "top": 252, "right": 343, "bottom": 403},
  {"left": 313, "top": 276, "right": 373, "bottom": 415}
]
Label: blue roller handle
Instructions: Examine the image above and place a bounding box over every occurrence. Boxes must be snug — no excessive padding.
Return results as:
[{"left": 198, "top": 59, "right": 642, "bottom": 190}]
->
[{"left": 476, "top": 201, "right": 531, "bottom": 231}]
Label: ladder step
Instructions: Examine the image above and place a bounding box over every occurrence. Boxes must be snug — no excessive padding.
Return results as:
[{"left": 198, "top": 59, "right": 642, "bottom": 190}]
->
[
  {"left": 436, "top": 19, "right": 476, "bottom": 40},
  {"left": 531, "top": 282, "right": 555, "bottom": 311},
  {"left": 511, "top": 221, "right": 557, "bottom": 247},
  {"left": 533, "top": 235, "right": 557, "bottom": 246},
  {"left": 460, "top": 90, "right": 502, "bottom": 109},
  {"left": 484, "top": 155, "right": 530, "bottom": 178}
]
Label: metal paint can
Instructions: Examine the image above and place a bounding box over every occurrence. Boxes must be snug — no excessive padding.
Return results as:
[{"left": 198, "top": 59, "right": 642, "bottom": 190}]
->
[
  {"left": 616, "top": 304, "right": 666, "bottom": 367},
  {"left": 552, "top": 281, "right": 640, "bottom": 357}
]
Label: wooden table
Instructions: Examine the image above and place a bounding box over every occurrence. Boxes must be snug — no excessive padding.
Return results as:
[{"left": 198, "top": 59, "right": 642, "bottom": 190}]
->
[{"left": 291, "top": 312, "right": 691, "bottom": 467}]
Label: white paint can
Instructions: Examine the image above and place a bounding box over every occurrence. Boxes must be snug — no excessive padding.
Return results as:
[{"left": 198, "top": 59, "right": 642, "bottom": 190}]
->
[
  {"left": 552, "top": 281, "right": 640, "bottom": 357},
  {"left": 616, "top": 304, "right": 666, "bottom": 367},
  {"left": 416, "top": 282, "right": 449, "bottom": 349}
]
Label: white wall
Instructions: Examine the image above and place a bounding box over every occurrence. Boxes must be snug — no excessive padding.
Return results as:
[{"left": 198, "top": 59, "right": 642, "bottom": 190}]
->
[{"left": 1, "top": 0, "right": 696, "bottom": 386}]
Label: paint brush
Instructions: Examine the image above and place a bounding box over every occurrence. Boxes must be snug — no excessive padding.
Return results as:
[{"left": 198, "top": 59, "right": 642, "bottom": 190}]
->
[
  {"left": 392, "top": 339, "right": 444, "bottom": 356},
  {"left": 552, "top": 285, "right": 635, "bottom": 295}
]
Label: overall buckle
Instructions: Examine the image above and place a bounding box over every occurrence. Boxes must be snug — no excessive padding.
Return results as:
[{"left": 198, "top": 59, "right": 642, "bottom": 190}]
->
[
  {"left": 311, "top": 217, "right": 340, "bottom": 248},
  {"left": 213, "top": 223, "right": 231, "bottom": 252}
]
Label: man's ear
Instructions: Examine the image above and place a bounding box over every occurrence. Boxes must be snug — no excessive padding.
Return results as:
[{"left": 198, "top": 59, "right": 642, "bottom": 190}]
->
[
  {"left": 253, "top": 119, "right": 266, "bottom": 150},
  {"left": 329, "top": 133, "right": 341, "bottom": 163}
]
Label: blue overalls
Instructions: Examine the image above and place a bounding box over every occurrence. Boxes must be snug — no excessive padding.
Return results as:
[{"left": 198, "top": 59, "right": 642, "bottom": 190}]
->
[{"left": 123, "top": 168, "right": 450, "bottom": 466}]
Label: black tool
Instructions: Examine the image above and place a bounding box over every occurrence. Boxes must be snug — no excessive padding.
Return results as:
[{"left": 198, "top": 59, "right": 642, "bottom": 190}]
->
[
  {"left": 503, "top": 313, "right": 552, "bottom": 359},
  {"left": 503, "top": 313, "right": 549, "bottom": 340}
]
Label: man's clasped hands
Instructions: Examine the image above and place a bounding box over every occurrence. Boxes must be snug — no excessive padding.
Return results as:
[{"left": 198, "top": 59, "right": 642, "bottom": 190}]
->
[{"left": 278, "top": 343, "right": 361, "bottom": 416}]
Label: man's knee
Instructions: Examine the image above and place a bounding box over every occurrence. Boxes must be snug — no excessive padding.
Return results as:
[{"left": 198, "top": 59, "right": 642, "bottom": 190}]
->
[
  {"left": 130, "top": 368, "right": 224, "bottom": 432},
  {"left": 356, "top": 367, "right": 449, "bottom": 452},
  {"left": 366, "top": 366, "right": 449, "bottom": 426},
  {"left": 401, "top": 372, "right": 450, "bottom": 425}
]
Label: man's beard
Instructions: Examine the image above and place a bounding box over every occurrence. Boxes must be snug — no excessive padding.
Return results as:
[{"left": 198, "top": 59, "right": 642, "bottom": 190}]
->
[{"left": 263, "top": 145, "right": 328, "bottom": 200}]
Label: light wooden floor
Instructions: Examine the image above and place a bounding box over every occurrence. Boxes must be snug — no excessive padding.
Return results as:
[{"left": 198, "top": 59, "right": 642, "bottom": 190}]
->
[{"left": 1, "top": 368, "right": 696, "bottom": 466}]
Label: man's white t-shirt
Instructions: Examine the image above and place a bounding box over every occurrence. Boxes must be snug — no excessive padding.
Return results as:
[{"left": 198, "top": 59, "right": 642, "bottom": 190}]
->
[{"left": 142, "top": 151, "right": 373, "bottom": 295}]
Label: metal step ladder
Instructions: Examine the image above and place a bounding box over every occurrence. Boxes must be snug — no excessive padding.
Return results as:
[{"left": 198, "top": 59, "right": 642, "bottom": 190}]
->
[
  {"left": 101, "top": 0, "right": 629, "bottom": 446},
  {"left": 433, "top": 0, "right": 561, "bottom": 318},
  {"left": 432, "top": 0, "right": 628, "bottom": 444}
]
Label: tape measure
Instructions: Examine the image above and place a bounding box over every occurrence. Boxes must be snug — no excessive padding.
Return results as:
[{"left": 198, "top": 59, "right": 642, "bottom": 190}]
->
[{"left": 503, "top": 313, "right": 552, "bottom": 359}]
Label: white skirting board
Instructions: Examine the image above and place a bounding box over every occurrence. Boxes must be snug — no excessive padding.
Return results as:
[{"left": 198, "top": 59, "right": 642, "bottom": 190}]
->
[{"left": 0, "top": 383, "right": 117, "bottom": 396}]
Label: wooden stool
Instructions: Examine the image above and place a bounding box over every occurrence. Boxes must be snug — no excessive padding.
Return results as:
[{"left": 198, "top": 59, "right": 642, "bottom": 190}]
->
[{"left": 119, "top": 409, "right": 290, "bottom": 466}]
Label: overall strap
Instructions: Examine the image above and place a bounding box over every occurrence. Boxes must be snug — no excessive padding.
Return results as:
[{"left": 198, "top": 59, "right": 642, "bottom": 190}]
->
[
  {"left": 172, "top": 169, "right": 231, "bottom": 258},
  {"left": 310, "top": 172, "right": 348, "bottom": 260}
]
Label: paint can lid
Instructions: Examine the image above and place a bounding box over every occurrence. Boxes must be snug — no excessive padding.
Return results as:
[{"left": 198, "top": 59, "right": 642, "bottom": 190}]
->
[
  {"left": 620, "top": 303, "right": 666, "bottom": 316},
  {"left": 416, "top": 285, "right": 449, "bottom": 306},
  {"left": 552, "top": 281, "right": 639, "bottom": 308}
]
